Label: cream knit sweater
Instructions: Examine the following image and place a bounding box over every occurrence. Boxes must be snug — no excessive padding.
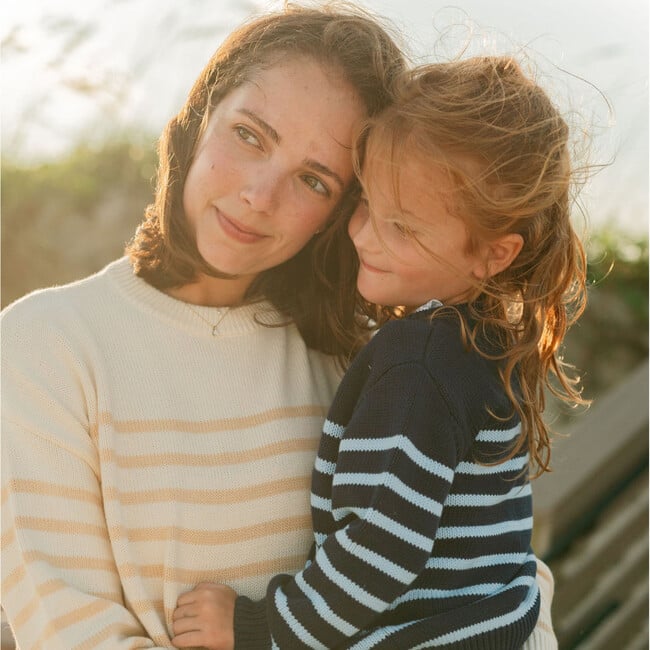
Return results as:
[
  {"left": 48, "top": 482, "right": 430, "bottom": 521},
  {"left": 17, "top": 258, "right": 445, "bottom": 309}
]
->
[{"left": 1, "top": 258, "right": 342, "bottom": 648}]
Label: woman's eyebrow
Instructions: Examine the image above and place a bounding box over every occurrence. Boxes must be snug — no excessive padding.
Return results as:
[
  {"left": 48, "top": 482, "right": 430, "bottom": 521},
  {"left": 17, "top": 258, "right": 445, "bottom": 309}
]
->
[
  {"left": 237, "top": 108, "right": 345, "bottom": 191},
  {"left": 237, "top": 108, "right": 280, "bottom": 143}
]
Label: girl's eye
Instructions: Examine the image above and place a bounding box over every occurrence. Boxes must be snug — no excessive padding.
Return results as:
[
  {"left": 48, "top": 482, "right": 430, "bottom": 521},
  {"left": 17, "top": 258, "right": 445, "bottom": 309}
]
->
[
  {"left": 302, "top": 175, "right": 330, "bottom": 197},
  {"left": 394, "top": 221, "right": 410, "bottom": 236},
  {"left": 235, "top": 125, "right": 261, "bottom": 148}
]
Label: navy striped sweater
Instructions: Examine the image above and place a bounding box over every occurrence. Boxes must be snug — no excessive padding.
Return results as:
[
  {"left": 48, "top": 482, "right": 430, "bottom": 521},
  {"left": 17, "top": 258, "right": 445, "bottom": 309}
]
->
[{"left": 235, "top": 304, "right": 540, "bottom": 648}]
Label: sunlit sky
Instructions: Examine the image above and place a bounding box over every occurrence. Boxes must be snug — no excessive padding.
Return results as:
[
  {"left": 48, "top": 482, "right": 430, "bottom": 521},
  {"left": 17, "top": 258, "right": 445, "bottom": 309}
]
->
[{"left": 2, "top": 0, "right": 648, "bottom": 235}]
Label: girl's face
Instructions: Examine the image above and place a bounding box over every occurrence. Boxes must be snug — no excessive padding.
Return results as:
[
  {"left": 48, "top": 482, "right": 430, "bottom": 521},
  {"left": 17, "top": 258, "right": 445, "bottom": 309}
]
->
[
  {"left": 180, "top": 58, "right": 365, "bottom": 305},
  {"left": 348, "top": 158, "right": 488, "bottom": 310}
]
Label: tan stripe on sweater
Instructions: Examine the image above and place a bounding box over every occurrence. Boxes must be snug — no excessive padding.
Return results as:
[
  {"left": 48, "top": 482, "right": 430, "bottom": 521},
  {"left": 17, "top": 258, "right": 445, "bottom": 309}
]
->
[
  {"left": 99, "top": 405, "right": 327, "bottom": 434},
  {"left": 2, "top": 479, "right": 101, "bottom": 506},
  {"left": 15, "top": 517, "right": 106, "bottom": 538},
  {"left": 1, "top": 526, "right": 16, "bottom": 548},
  {"left": 41, "top": 600, "right": 113, "bottom": 644},
  {"left": 109, "top": 514, "right": 311, "bottom": 545},
  {"left": 22, "top": 550, "right": 116, "bottom": 572},
  {"left": 2, "top": 564, "right": 25, "bottom": 594},
  {"left": 73, "top": 621, "right": 152, "bottom": 650},
  {"left": 13, "top": 579, "right": 68, "bottom": 628},
  {"left": 100, "top": 436, "right": 319, "bottom": 468},
  {"left": 104, "top": 475, "right": 310, "bottom": 505},
  {"left": 120, "top": 553, "right": 305, "bottom": 583}
]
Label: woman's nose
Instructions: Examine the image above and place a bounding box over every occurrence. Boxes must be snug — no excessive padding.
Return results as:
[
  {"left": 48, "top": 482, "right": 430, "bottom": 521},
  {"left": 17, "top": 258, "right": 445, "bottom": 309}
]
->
[{"left": 239, "top": 167, "right": 282, "bottom": 214}]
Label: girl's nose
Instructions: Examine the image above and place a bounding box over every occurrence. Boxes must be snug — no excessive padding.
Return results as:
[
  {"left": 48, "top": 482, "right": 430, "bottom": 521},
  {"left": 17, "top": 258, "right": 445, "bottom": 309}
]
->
[{"left": 348, "top": 202, "right": 374, "bottom": 246}]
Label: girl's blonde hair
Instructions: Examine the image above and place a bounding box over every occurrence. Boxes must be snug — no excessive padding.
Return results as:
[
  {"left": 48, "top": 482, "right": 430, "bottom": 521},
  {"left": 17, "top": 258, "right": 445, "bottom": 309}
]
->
[
  {"left": 126, "top": 2, "right": 406, "bottom": 361},
  {"left": 359, "top": 56, "right": 588, "bottom": 475}
]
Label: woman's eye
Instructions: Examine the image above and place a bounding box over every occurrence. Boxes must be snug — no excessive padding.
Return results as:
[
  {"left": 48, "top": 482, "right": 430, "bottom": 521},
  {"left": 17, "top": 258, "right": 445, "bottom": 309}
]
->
[
  {"left": 235, "top": 125, "right": 261, "bottom": 148},
  {"left": 302, "top": 175, "right": 330, "bottom": 197}
]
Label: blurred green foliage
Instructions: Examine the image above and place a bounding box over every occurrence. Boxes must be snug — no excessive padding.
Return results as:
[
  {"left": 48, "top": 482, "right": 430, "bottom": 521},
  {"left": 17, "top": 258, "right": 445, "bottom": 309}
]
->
[
  {"left": 565, "top": 228, "right": 649, "bottom": 400},
  {"left": 2, "top": 140, "right": 157, "bottom": 307},
  {"left": 2, "top": 141, "right": 648, "bottom": 403}
]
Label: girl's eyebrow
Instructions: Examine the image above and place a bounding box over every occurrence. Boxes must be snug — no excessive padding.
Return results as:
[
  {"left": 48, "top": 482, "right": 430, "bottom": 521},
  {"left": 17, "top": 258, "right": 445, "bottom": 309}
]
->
[
  {"left": 237, "top": 108, "right": 344, "bottom": 191},
  {"left": 304, "top": 159, "right": 344, "bottom": 191}
]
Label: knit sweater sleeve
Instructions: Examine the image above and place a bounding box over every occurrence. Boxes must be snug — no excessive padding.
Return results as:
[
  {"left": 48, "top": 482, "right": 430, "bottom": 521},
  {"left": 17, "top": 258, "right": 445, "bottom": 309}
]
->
[
  {"left": 234, "top": 361, "right": 460, "bottom": 649},
  {"left": 1, "top": 305, "right": 165, "bottom": 649}
]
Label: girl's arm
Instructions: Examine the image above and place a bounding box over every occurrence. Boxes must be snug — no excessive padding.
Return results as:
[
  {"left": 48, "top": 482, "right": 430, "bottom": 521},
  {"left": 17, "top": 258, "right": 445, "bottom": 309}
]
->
[{"left": 235, "top": 362, "right": 457, "bottom": 648}]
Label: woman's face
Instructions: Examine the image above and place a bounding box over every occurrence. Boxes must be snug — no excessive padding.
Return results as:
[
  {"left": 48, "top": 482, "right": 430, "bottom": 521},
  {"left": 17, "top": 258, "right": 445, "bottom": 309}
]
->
[{"left": 181, "top": 58, "right": 365, "bottom": 304}]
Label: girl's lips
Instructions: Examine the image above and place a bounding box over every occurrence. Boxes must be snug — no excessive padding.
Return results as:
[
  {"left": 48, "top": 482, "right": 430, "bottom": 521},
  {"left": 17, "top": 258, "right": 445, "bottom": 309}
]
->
[
  {"left": 359, "top": 258, "right": 386, "bottom": 274},
  {"left": 215, "top": 208, "right": 267, "bottom": 244}
]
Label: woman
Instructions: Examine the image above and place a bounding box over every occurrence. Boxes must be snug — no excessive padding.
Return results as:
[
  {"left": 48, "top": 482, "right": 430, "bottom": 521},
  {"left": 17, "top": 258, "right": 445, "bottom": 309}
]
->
[{"left": 1, "top": 3, "right": 556, "bottom": 648}]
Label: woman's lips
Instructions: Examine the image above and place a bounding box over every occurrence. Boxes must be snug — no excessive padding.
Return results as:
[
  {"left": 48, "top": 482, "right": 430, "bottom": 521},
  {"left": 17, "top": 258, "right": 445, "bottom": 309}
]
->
[{"left": 215, "top": 208, "right": 267, "bottom": 244}]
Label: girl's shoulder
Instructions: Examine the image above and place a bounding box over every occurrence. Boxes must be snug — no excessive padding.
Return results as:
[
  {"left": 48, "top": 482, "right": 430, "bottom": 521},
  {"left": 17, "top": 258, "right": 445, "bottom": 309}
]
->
[{"left": 371, "top": 307, "right": 467, "bottom": 361}]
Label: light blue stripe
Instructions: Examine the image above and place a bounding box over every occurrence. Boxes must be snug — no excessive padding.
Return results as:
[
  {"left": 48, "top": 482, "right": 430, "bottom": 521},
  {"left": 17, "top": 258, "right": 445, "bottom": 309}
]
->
[
  {"left": 311, "top": 494, "right": 332, "bottom": 511},
  {"left": 333, "top": 472, "right": 443, "bottom": 516},
  {"left": 444, "top": 483, "right": 531, "bottom": 507},
  {"left": 334, "top": 528, "right": 418, "bottom": 584},
  {"left": 347, "top": 620, "right": 414, "bottom": 650},
  {"left": 273, "top": 587, "right": 326, "bottom": 649},
  {"left": 315, "top": 547, "right": 389, "bottom": 612},
  {"left": 475, "top": 424, "right": 521, "bottom": 443},
  {"left": 424, "top": 552, "right": 533, "bottom": 571},
  {"left": 456, "top": 454, "right": 528, "bottom": 475},
  {"left": 437, "top": 516, "right": 533, "bottom": 539},
  {"left": 367, "top": 510, "right": 433, "bottom": 551},
  {"left": 314, "top": 456, "right": 336, "bottom": 475},
  {"left": 348, "top": 576, "right": 539, "bottom": 649},
  {"left": 339, "top": 435, "right": 454, "bottom": 482},
  {"left": 414, "top": 299, "right": 443, "bottom": 312},
  {"left": 294, "top": 571, "right": 358, "bottom": 636},
  {"left": 314, "top": 532, "right": 327, "bottom": 545},
  {"left": 332, "top": 505, "right": 368, "bottom": 522},
  {"left": 323, "top": 419, "right": 345, "bottom": 439},
  {"left": 390, "top": 582, "right": 504, "bottom": 606},
  {"left": 414, "top": 577, "right": 539, "bottom": 647}
]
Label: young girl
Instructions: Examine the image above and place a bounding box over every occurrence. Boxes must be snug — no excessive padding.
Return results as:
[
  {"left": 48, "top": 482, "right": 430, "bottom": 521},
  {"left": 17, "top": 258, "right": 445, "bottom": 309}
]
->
[{"left": 171, "top": 55, "right": 586, "bottom": 649}]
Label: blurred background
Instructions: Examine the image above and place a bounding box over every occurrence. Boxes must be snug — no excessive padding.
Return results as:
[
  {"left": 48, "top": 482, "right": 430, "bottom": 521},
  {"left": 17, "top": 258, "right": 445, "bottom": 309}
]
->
[
  {"left": 1, "top": 1, "right": 648, "bottom": 648},
  {"left": 2, "top": 0, "right": 648, "bottom": 394}
]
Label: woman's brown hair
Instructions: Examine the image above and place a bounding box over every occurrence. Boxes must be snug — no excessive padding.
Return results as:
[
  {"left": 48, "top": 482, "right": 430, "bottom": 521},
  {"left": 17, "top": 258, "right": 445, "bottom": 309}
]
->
[
  {"left": 126, "top": 2, "right": 406, "bottom": 363},
  {"left": 358, "top": 56, "right": 589, "bottom": 475}
]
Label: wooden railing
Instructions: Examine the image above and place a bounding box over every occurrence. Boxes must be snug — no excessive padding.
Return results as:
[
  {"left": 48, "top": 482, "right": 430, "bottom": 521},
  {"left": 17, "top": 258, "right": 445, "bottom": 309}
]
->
[{"left": 533, "top": 359, "right": 649, "bottom": 649}]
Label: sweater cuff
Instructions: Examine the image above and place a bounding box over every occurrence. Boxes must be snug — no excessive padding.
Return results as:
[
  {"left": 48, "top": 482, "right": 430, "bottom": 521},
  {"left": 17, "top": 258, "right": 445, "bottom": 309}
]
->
[{"left": 234, "top": 596, "right": 271, "bottom": 650}]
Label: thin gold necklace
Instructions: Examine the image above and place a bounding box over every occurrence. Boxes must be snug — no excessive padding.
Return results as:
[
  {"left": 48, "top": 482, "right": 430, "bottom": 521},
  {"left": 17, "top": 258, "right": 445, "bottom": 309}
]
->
[{"left": 185, "top": 304, "right": 230, "bottom": 336}]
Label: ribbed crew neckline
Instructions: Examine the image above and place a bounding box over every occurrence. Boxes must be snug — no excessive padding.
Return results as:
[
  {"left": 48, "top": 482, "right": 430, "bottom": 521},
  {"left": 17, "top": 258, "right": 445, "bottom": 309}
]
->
[{"left": 105, "top": 257, "right": 288, "bottom": 338}]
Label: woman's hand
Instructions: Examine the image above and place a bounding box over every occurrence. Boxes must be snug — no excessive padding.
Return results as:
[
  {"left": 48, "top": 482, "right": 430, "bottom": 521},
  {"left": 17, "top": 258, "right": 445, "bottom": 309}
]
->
[{"left": 171, "top": 582, "right": 238, "bottom": 650}]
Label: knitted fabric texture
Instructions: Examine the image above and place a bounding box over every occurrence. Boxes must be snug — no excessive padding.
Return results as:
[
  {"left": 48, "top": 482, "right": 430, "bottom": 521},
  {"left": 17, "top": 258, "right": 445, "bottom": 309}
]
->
[
  {"left": 1, "top": 258, "right": 342, "bottom": 648},
  {"left": 235, "top": 305, "right": 540, "bottom": 649}
]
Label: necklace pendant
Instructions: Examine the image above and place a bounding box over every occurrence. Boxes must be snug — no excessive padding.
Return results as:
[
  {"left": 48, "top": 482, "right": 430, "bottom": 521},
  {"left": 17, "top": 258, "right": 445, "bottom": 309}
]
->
[{"left": 212, "top": 325, "right": 220, "bottom": 336}]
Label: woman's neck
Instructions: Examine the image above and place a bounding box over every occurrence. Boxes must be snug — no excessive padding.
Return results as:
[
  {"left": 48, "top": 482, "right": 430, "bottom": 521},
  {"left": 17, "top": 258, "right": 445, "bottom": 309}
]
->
[{"left": 164, "top": 272, "right": 257, "bottom": 307}]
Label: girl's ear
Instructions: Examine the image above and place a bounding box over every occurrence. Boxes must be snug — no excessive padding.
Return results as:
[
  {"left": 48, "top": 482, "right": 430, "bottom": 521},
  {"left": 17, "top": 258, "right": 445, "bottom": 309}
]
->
[{"left": 475, "top": 233, "right": 524, "bottom": 279}]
